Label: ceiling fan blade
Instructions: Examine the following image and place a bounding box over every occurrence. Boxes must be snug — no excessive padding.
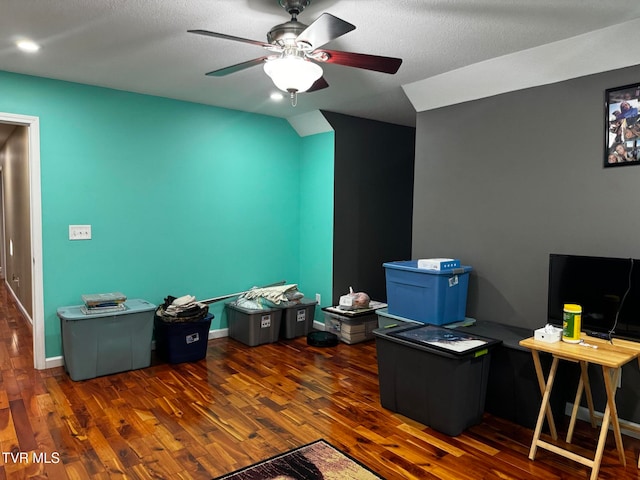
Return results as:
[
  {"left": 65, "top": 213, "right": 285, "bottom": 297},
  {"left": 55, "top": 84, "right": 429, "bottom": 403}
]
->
[
  {"left": 313, "top": 49, "right": 403, "bottom": 74},
  {"left": 205, "top": 56, "right": 270, "bottom": 77},
  {"left": 295, "top": 13, "right": 355, "bottom": 49},
  {"left": 307, "top": 76, "right": 329, "bottom": 93},
  {"left": 188, "top": 29, "right": 275, "bottom": 50}
]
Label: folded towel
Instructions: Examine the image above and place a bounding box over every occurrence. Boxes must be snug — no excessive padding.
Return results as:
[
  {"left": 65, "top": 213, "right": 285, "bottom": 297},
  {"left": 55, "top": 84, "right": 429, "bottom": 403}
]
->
[
  {"left": 172, "top": 295, "right": 196, "bottom": 306},
  {"left": 241, "top": 284, "right": 300, "bottom": 305}
]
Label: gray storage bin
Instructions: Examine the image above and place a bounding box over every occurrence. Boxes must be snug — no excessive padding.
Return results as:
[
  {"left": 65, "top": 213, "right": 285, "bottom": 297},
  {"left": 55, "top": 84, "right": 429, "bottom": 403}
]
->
[
  {"left": 57, "top": 299, "right": 156, "bottom": 381},
  {"left": 226, "top": 302, "right": 282, "bottom": 346},
  {"left": 280, "top": 298, "right": 317, "bottom": 339}
]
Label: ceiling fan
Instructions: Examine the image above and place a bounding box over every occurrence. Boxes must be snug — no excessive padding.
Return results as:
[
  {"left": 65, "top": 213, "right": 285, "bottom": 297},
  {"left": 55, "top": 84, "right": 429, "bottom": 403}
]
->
[{"left": 189, "top": 0, "right": 402, "bottom": 105}]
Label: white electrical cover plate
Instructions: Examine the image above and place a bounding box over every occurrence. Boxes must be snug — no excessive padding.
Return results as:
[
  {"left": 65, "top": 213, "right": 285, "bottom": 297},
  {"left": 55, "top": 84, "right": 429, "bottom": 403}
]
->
[{"left": 69, "top": 225, "right": 92, "bottom": 240}]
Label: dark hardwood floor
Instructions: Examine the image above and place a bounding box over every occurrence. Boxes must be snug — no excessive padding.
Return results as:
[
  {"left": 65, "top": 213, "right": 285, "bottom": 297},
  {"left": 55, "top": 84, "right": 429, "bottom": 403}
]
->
[{"left": 1, "top": 284, "right": 640, "bottom": 479}]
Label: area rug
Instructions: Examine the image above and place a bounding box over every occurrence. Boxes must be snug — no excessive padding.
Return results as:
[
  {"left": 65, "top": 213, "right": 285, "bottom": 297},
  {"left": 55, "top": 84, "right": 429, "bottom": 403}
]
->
[{"left": 214, "top": 439, "right": 385, "bottom": 479}]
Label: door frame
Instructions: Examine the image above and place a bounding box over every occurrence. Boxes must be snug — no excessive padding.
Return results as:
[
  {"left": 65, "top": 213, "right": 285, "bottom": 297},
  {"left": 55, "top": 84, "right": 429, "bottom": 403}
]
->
[{"left": 0, "top": 112, "right": 44, "bottom": 370}]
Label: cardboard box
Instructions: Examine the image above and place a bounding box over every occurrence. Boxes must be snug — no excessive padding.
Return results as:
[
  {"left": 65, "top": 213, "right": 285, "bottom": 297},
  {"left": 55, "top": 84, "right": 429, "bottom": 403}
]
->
[{"left": 324, "top": 310, "right": 378, "bottom": 344}]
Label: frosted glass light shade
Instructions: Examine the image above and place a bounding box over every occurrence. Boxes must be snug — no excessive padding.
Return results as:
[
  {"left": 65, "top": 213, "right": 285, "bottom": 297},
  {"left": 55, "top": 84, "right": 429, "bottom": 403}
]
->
[{"left": 263, "top": 56, "right": 323, "bottom": 93}]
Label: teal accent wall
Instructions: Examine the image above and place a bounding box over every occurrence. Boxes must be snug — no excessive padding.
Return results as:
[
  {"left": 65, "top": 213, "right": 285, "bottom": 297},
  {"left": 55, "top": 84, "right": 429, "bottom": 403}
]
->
[
  {"left": 299, "top": 131, "right": 334, "bottom": 321},
  {"left": 0, "top": 70, "right": 335, "bottom": 358}
]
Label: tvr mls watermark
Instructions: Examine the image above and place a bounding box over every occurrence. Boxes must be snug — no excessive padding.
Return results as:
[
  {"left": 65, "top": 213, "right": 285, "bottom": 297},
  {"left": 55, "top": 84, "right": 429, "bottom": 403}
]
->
[{"left": 2, "top": 451, "right": 60, "bottom": 464}]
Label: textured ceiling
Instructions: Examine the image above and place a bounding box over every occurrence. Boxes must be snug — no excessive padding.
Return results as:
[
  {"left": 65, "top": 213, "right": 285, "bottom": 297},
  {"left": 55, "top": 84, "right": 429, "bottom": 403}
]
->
[{"left": 2, "top": 0, "right": 640, "bottom": 127}]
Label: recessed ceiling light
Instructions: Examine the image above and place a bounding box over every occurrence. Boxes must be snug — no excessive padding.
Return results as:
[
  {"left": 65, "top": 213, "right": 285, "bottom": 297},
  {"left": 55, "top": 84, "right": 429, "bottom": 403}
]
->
[
  {"left": 270, "top": 92, "right": 284, "bottom": 101},
  {"left": 16, "top": 40, "right": 41, "bottom": 53}
]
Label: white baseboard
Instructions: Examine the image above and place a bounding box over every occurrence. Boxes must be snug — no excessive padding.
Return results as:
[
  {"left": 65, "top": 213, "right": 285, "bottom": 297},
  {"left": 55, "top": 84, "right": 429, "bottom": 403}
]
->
[
  {"left": 565, "top": 402, "right": 640, "bottom": 440},
  {"left": 45, "top": 327, "right": 231, "bottom": 370},
  {"left": 313, "top": 319, "right": 326, "bottom": 331},
  {"left": 5, "top": 280, "right": 33, "bottom": 326},
  {"left": 45, "top": 356, "right": 64, "bottom": 369},
  {"left": 208, "top": 327, "right": 229, "bottom": 339}
]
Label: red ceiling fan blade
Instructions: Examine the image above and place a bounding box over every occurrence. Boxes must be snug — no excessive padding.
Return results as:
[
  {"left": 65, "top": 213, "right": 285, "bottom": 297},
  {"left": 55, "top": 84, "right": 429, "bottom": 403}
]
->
[
  {"left": 188, "top": 30, "right": 276, "bottom": 50},
  {"left": 205, "top": 56, "right": 270, "bottom": 77},
  {"left": 307, "top": 76, "right": 329, "bottom": 92},
  {"left": 295, "top": 13, "right": 355, "bottom": 49},
  {"left": 313, "top": 49, "right": 402, "bottom": 74}
]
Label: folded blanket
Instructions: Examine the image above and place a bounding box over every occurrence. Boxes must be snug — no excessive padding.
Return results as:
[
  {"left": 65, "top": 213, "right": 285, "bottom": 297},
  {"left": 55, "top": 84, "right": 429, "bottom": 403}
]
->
[
  {"left": 240, "top": 284, "right": 301, "bottom": 305},
  {"left": 158, "top": 294, "right": 208, "bottom": 321}
]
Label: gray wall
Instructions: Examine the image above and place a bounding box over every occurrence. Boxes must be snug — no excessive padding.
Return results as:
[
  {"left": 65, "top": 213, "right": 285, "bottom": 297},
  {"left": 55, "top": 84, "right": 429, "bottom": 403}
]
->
[{"left": 413, "top": 65, "right": 640, "bottom": 330}]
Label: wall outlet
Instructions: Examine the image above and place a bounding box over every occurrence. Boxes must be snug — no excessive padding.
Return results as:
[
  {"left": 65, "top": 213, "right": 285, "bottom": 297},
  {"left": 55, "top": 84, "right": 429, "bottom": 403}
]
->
[
  {"left": 315, "top": 293, "right": 321, "bottom": 305},
  {"left": 69, "top": 225, "right": 92, "bottom": 240}
]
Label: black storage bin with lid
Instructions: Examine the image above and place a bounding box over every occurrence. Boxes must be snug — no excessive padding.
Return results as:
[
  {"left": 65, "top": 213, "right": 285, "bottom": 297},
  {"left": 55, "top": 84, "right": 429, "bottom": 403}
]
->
[{"left": 373, "top": 323, "right": 501, "bottom": 436}]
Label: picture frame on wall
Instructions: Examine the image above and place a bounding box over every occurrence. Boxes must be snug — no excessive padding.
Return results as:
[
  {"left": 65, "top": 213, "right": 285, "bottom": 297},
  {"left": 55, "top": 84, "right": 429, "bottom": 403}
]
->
[{"left": 605, "top": 83, "right": 640, "bottom": 167}]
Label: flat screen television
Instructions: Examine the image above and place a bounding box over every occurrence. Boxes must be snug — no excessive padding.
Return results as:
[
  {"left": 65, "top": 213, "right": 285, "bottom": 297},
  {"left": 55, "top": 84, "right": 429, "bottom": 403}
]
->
[{"left": 548, "top": 254, "right": 640, "bottom": 341}]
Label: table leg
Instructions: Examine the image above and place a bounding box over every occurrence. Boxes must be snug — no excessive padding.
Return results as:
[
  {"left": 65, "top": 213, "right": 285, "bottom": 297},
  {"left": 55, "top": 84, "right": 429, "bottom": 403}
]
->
[
  {"left": 581, "top": 361, "right": 596, "bottom": 428},
  {"left": 567, "top": 360, "right": 597, "bottom": 443},
  {"left": 590, "top": 394, "right": 613, "bottom": 480},
  {"left": 603, "top": 366, "right": 625, "bottom": 465},
  {"left": 529, "top": 354, "right": 559, "bottom": 460},
  {"left": 530, "top": 350, "right": 558, "bottom": 440},
  {"left": 566, "top": 369, "right": 584, "bottom": 443}
]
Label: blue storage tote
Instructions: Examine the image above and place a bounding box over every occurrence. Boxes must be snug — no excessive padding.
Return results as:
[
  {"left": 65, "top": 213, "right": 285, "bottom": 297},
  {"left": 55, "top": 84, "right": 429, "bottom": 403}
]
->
[
  {"left": 154, "top": 313, "right": 214, "bottom": 364},
  {"left": 383, "top": 260, "right": 472, "bottom": 325}
]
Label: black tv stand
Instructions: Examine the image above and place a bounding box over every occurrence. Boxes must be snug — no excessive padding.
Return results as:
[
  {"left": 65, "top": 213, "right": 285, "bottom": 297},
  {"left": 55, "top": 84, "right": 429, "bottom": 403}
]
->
[{"left": 458, "top": 320, "right": 576, "bottom": 429}]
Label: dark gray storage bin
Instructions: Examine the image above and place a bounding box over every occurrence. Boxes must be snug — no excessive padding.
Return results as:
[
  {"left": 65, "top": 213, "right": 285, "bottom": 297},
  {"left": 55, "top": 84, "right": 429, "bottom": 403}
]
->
[
  {"left": 376, "top": 307, "right": 419, "bottom": 329},
  {"left": 374, "top": 323, "right": 501, "bottom": 436},
  {"left": 57, "top": 299, "right": 156, "bottom": 381},
  {"left": 280, "top": 298, "right": 317, "bottom": 339},
  {"left": 226, "top": 302, "right": 282, "bottom": 346}
]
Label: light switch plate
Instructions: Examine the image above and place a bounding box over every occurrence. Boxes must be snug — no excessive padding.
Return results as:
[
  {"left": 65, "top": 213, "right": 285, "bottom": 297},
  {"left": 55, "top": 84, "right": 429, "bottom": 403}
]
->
[{"left": 69, "top": 225, "right": 92, "bottom": 240}]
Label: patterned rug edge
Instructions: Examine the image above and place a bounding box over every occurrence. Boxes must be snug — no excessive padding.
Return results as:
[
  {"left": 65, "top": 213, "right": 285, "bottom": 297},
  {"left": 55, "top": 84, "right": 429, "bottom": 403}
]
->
[{"left": 213, "top": 438, "right": 385, "bottom": 480}]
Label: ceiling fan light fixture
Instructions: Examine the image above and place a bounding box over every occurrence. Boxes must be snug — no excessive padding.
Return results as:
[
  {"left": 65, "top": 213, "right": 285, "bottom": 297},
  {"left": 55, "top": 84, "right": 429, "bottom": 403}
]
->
[
  {"left": 263, "top": 56, "right": 322, "bottom": 94},
  {"left": 16, "top": 39, "right": 41, "bottom": 53}
]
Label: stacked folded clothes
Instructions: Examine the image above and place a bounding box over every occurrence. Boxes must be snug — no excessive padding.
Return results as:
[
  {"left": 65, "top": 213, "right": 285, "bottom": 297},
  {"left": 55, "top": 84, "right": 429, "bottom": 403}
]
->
[
  {"left": 235, "top": 284, "right": 305, "bottom": 310},
  {"left": 156, "top": 294, "right": 209, "bottom": 322}
]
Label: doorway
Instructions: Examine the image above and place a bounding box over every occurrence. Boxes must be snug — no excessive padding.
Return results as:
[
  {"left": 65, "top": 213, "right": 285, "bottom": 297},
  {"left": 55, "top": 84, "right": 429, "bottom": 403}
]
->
[{"left": 0, "top": 112, "right": 44, "bottom": 370}]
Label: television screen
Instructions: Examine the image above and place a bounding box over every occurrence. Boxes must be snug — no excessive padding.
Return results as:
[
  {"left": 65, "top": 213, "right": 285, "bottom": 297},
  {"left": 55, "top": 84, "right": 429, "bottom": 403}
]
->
[{"left": 548, "top": 254, "right": 640, "bottom": 340}]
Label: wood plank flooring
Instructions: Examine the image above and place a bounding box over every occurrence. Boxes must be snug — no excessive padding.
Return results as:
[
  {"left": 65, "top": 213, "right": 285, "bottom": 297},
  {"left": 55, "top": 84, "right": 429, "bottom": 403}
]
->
[{"left": 1, "top": 284, "right": 640, "bottom": 479}]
